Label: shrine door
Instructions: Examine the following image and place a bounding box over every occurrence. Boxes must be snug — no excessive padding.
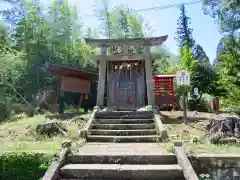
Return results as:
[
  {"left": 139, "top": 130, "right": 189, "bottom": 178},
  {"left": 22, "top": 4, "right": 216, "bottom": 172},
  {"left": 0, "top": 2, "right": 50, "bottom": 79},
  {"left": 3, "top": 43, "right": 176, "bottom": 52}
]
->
[{"left": 116, "top": 71, "right": 137, "bottom": 110}]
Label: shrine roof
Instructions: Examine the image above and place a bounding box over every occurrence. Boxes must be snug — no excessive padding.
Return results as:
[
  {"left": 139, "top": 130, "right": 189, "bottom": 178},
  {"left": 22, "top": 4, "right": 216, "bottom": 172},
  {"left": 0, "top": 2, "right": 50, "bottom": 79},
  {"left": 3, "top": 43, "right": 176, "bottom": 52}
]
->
[
  {"left": 85, "top": 35, "right": 168, "bottom": 46},
  {"left": 48, "top": 64, "right": 97, "bottom": 80},
  {"left": 153, "top": 73, "right": 176, "bottom": 78}
]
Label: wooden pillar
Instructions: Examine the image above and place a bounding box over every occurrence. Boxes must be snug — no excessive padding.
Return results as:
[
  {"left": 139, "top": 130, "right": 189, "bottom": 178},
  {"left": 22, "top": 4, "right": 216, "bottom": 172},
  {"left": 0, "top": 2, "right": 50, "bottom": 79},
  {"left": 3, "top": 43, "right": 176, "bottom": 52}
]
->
[
  {"left": 144, "top": 45, "right": 154, "bottom": 106},
  {"left": 59, "top": 91, "right": 65, "bottom": 114},
  {"left": 96, "top": 45, "right": 107, "bottom": 106}
]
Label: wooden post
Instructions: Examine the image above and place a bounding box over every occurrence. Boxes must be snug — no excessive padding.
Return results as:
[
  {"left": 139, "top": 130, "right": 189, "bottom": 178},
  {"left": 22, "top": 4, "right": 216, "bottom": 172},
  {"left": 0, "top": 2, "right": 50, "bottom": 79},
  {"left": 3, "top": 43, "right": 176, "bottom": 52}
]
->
[
  {"left": 58, "top": 91, "right": 64, "bottom": 114},
  {"left": 79, "top": 93, "right": 83, "bottom": 107},
  {"left": 144, "top": 45, "right": 154, "bottom": 106},
  {"left": 183, "top": 86, "right": 188, "bottom": 124},
  {"left": 96, "top": 45, "right": 107, "bottom": 106}
]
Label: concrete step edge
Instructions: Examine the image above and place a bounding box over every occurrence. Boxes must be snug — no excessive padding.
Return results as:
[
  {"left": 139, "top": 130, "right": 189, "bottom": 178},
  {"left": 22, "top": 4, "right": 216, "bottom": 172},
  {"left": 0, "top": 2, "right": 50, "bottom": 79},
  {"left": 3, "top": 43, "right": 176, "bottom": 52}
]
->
[
  {"left": 95, "top": 118, "right": 154, "bottom": 120},
  {"left": 92, "top": 123, "right": 156, "bottom": 129},
  {"left": 61, "top": 164, "right": 182, "bottom": 170},
  {"left": 60, "top": 164, "right": 183, "bottom": 179},
  {"left": 89, "top": 129, "right": 157, "bottom": 136},
  {"left": 87, "top": 135, "right": 159, "bottom": 138},
  {"left": 94, "top": 119, "right": 154, "bottom": 124},
  {"left": 91, "top": 123, "right": 156, "bottom": 126},
  {"left": 90, "top": 129, "right": 156, "bottom": 132},
  {"left": 86, "top": 135, "right": 160, "bottom": 143},
  {"left": 66, "top": 154, "right": 177, "bottom": 165}
]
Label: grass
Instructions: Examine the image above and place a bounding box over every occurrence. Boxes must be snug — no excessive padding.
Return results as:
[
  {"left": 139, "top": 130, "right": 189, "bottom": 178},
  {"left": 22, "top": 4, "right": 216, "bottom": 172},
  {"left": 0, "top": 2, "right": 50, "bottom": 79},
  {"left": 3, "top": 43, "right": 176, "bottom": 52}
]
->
[
  {"left": 0, "top": 110, "right": 88, "bottom": 153},
  {"left": 161, "top": 111, "right": 240, "bottom": 154},
  {"left": 1, "top": 109, "right": 239, "bottom": 154}
]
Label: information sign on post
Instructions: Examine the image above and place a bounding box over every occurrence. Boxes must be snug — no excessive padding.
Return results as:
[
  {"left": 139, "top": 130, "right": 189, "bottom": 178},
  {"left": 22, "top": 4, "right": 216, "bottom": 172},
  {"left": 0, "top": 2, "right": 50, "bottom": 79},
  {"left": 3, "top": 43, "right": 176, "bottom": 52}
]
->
[
  {"left": 176, "top": 70, "right": 190, "bottom": 124},
  {"left": 194, "top": 87, "right": 199, "bottom": 96},
  {"left": 176, "top": 71, "right": 190, "bottom": 85}
]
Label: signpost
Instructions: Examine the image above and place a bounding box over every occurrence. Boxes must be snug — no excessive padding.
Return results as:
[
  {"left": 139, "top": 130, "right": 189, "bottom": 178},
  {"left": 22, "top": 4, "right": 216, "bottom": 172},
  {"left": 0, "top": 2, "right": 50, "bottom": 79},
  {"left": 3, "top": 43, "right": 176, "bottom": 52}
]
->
[
  {"left": 194, "top": 87, "right": 198, "bottom": 96},
  {"left": 176, "top": 70, "right": 190, "bottom": 124}
]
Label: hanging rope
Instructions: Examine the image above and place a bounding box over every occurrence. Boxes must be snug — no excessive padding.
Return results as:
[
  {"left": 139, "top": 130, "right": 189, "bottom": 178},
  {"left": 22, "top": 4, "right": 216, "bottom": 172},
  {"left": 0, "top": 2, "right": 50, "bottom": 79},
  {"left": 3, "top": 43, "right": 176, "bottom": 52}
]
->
[
  {"left": 116, "top": 63, "right": 121, "bottom": 107},
  {"left": 128, "top": 63, "right": 132, "bottom": 104}
]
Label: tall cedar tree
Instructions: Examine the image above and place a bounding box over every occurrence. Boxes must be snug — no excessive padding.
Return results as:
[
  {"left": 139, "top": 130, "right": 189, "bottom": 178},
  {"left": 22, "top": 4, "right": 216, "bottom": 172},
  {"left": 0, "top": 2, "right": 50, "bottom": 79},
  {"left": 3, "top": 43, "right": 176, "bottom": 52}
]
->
[{"left": 175, "top": 4, "right": 195, "bottom": 49}]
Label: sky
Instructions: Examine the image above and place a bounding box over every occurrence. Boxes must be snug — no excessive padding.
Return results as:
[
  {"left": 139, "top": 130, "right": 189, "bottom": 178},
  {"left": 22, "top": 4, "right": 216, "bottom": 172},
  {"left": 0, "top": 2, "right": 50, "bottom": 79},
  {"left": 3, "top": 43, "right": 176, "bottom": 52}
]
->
[{"left": 1, "top": 0, "right": 223, "bottom": 62}]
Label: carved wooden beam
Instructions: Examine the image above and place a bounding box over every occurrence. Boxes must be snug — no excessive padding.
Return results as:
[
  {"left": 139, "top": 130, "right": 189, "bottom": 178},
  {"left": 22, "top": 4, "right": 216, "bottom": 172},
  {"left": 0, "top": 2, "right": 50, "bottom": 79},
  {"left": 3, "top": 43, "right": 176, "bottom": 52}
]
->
[
  {"left": 93, "top": 55, "right": 145, "bottom": 61},
  {"left": 91, "top": 53, "right": 163, "bottom": 62},
  {"left": 85, "top": 35, "right": 168, "bottom": 47}
]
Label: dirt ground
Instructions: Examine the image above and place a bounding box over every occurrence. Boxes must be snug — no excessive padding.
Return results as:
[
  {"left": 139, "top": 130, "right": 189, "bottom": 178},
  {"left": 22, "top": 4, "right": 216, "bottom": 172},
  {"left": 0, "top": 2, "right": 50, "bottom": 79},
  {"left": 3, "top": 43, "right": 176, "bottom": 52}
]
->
[
  {"left": 161, "top": 111, "right": 213, "bottom": 137},
  {"left": 161, "top": 111, "right": 240, "bottom": 154}
]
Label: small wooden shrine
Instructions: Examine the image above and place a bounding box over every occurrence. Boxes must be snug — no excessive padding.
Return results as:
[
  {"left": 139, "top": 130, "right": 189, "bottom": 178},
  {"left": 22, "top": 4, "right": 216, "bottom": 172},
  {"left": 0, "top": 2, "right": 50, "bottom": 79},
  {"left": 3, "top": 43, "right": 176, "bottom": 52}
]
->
[
  {"left": 153, "top": 73, "right": 176, "bottom": 109},
  {"left": 48, "top": 64, "right": 97, "bottom": 112},
  {"left": 85, "top": 36, "right": 168, "bottom": 110}
]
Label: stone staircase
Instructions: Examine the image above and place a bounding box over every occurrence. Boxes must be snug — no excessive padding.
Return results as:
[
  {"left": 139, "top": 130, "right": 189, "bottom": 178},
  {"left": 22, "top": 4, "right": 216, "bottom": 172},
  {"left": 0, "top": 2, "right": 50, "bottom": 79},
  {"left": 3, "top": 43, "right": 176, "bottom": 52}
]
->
[
  {"left": 43, "top": 110, "right": 198, "bottom": 180},
  {"left": 59, "top": 143, "right": 185, "bottom": 180},
  {"left": 87, "top": 110, "right": 160, "bottom": 143}
]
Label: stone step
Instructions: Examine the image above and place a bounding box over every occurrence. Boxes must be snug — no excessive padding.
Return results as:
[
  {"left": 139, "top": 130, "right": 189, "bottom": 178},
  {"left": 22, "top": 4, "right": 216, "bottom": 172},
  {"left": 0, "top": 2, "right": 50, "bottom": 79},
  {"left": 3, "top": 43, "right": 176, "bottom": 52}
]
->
[
  {"left": 96, "top": 111, "right": 153, "bottom": 117},
  {"left": 89, "top": 129, "right": 157, "bottom": 136},
  {"left": 76, "top": 143, "right": 170, "bottom": 155},
  {"left": 61, "top": 179, "right": 127, "bottom": 180},
  {"left": 94, "top": 118, "right": 154, "bottom": 124},
  {"left": 60, "top": 164, "right": 183, "bottom": 180},
  {"left": 90, "top": 123, "right": 156, "bottom": 130},
  {"left": 62, "top": 179, "right": 185, "bottom": 180},
  {"left": 95, "top": 114, "right": 154, "bottom": 119},
  {"left": 87, "top": 135, "right": 159, "bottom": 143},
  {"left": 61, "top": 179, "right": 131, "bottom": 180},
  {"left": 66, "top": 154, "right": 177, "bottom": 164}
]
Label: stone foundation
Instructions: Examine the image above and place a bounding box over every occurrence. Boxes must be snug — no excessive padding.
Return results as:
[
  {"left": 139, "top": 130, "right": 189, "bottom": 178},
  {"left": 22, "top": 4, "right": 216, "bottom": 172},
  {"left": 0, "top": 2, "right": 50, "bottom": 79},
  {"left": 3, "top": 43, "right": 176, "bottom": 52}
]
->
[{"left": 191, "top": 154, "right": 240, "bottom": 180}]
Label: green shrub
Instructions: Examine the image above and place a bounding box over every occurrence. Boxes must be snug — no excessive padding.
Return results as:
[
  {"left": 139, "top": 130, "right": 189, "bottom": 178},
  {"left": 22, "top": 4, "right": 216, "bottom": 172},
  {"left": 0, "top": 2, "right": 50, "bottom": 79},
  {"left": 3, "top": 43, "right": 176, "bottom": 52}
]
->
[
  {"left": 188, "top": 97, "right": 210, "bottom": 112},
  {"left": 0, "top": 152, "right": 54, "bottom": 180},
  {"left": 199, "top": 173, "right": 211, "bottom": 180}
]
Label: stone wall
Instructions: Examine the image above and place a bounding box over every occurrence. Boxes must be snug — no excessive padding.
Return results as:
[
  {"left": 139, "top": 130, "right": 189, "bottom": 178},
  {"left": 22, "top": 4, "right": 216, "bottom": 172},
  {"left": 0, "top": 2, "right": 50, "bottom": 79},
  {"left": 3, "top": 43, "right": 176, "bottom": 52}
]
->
[{"left": 191, "top": 154, "right": 240, "bottom": 180}]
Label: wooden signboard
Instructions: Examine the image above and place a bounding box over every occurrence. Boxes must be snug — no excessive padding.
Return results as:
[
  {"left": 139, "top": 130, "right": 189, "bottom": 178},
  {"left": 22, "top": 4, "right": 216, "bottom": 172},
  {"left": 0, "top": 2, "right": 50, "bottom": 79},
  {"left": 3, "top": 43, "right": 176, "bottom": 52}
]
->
[
  {"left": 153, "top": 74, "right": 176, "bottom": 107},
  {"left": 60, "top": 76, "right": 91, "bottom": 94}
]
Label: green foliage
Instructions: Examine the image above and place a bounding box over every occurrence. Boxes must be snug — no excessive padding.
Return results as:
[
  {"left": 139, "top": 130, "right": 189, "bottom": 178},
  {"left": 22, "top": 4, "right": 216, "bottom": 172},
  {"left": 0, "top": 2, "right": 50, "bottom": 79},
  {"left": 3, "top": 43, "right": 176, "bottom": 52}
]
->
[
  {"left": 175, "top": 4, "right": 195, "bottom": 48},
  {"left": 0, "top": 0, "right": 98, "bottom": 117},
  {"left": 216, "top": 36, "right": 240, "bottom": 108},
  {"left": 152, "top": 46, "right": 178, "bottom": 74},
  {"left": 97, "top": 1, "right": 152, "bottom": 39},
  {"left": 0, "top": 0, "right": 162, "bottom": 117},
  {"left": 203, "top": 0, "right": 240, "bottom": 111},
  {"left": 188, "top": 97, "right": 210, "bottom": 112},
  {"left": 167, "top": 143, "right": 175, "bottom": 153},
  {"left": 193, "top": 44, "right": 211, "bottom": 65},
  {"left": 0, "top": 152, "right": 53, "bottom": 180},
  {"left": 179, "top": 42, "right": 196, "bottom": 72},
  {"left": 203, "top": 0, "right": 240, "bottom": 33},
  {"left": 181, "top": 44, "right": 217, "bottom": 109},
  {"left": 199, "top": 173, "right": 211, "bottom": 180},
  {"left": 176, "top": 8, "right": 217, "bottom": 109}
]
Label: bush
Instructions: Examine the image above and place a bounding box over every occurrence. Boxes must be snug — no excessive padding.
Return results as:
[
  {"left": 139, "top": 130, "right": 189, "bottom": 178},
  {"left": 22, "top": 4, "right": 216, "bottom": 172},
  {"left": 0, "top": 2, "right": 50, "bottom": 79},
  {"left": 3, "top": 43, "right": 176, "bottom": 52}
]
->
[
  {"left": 188, "top": 98, "right": 210, "bottom": 112},
  {"left": 0, "top": 152, "right": 54, "bottom": 180}
]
